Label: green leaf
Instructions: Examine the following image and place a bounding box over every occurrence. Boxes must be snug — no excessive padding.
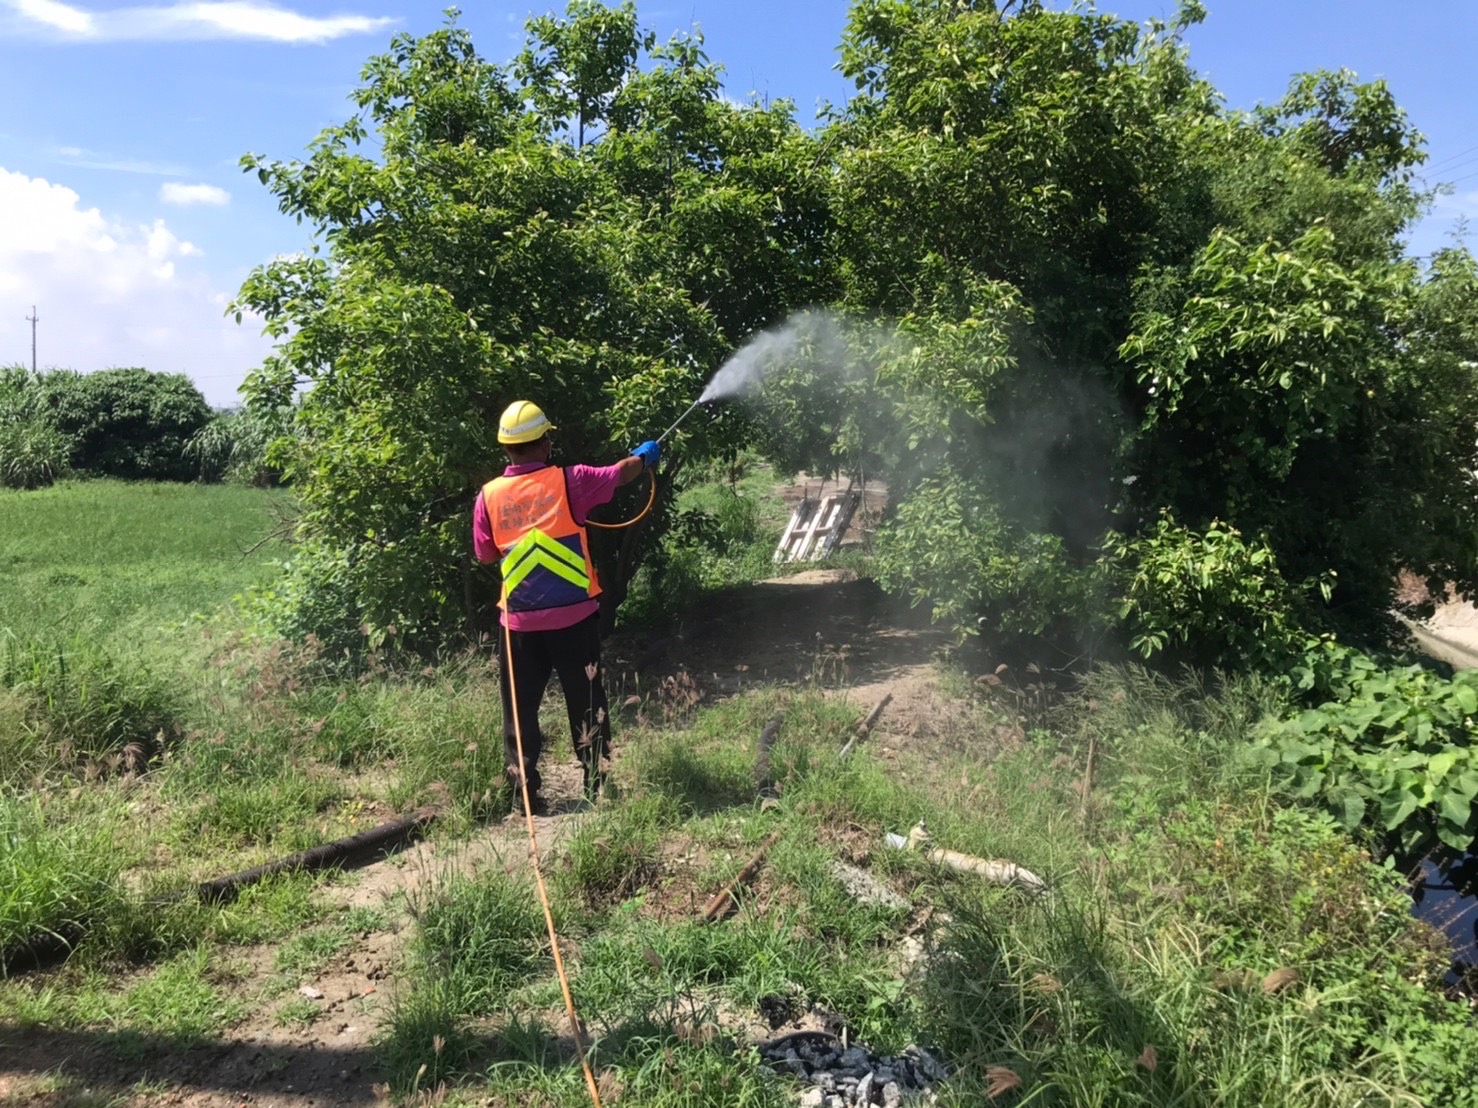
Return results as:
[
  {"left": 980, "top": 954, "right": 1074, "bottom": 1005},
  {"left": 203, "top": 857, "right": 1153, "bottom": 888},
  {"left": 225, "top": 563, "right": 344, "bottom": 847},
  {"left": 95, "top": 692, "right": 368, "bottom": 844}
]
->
[
  {"left": 1435, "top": 818, "right": 1473, "bottom": 853},
  {"left": 1427, "top": 750, "right": 1458, "bottom": 784},
  {"left": 1452, "top": 684, "right": 1478, "bottom": 716},
  {"left": 1379, "top": 788, "right": 1420, "bottom": 832},
  {"left": 1438, "top": 788, "right": 1472, "bottom": 829},
  {"left": 1328, "top": 786, "right": 1366, "bottom": 831}
]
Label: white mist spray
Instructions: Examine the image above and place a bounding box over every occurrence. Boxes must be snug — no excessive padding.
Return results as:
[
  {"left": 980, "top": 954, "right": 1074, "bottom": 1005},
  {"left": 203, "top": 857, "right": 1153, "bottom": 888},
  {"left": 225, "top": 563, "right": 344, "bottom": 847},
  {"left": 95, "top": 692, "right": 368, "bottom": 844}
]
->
[
  {"left": 657, "top": 311, "right": 863, "bottom": 442},
  {"left": 699, "top": 311, "right": 850, "bottom": 402}
]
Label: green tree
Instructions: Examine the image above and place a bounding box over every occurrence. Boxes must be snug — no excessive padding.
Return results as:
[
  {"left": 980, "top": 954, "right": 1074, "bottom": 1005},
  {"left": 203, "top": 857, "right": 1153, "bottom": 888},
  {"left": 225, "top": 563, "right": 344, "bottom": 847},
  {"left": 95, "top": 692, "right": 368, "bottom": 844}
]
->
[
  {"left": 25, "top": 367, "right": 210, "bottom": 482},
  {"left": 237, "top": 9, "right": 831, "bottom": 651},
  {"left": 238, "top": 0, "right": 1478, "bottom": 666},
  {"left": 811, "top": 0, "right": 1478, "bottom": 656}
]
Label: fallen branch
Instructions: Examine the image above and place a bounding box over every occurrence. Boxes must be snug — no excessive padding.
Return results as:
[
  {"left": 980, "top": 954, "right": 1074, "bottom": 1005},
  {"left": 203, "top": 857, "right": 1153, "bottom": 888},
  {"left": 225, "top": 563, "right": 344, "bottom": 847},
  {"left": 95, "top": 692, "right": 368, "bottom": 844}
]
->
[
  {"left": 198, "top": 805, "right": 440, "bottom": 903},
  {"left": 837, "top": 693, "right": 893, "bottom": 759},
  {"left": 702, "top": 831, "right": 782, "bottom": 922},
  {"left": 885, "top": 822, "right": 1048, "bottom": 895}
]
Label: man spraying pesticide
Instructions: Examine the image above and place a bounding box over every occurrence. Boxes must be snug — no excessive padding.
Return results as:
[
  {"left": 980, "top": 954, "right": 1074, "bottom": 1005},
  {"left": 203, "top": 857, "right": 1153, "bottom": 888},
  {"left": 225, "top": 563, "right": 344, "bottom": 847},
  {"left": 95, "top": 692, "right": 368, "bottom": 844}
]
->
[
  {"left": 473, "top": 321, "right": 814, "bottom": 814},
  {"left": 473, "top": 400, "right": 662, "bottom": 815}
]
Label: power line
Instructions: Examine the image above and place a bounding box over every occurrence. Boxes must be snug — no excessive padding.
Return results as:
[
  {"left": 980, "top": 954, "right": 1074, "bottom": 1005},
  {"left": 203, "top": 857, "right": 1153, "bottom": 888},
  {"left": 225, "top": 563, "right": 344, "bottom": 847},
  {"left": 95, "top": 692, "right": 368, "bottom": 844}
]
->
[
  {"left": 1426, "top": 139, "right": 1478, "bottom": 172},
  {"left": 1421, "top": 151, "right": 1478, "bottom": 181}
]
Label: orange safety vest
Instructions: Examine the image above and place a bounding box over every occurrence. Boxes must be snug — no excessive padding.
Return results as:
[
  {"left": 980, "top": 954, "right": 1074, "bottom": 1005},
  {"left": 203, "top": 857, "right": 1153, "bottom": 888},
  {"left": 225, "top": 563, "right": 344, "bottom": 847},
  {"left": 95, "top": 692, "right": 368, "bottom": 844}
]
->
[{"left": 483, "top": 467, "right": 602, "bottom": 613}]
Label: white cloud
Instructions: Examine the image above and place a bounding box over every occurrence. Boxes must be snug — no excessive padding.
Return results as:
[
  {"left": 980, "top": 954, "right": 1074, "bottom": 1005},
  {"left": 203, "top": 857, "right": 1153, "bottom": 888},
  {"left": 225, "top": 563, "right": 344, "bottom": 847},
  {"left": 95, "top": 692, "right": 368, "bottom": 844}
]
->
[
  {"left": 0, "top": 166, "right": 272, "bottom": 405},
  {"left": 13, "top": 0, "right": 92, "bottom": 33},
  {"left": 160, "top": 181, "right": 230, "bottom": 206},
  {"left": 54, "top": 145, "right": 189, "bottom": 176},
  {"left": 3, "top": 0, "right": 395, "bottom": 43}
]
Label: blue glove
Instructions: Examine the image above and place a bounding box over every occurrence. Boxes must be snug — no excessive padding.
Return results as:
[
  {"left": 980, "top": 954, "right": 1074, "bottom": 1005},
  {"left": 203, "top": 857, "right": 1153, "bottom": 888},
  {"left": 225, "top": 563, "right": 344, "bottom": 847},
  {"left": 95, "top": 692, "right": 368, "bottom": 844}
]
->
[{"left": 631, "top": 440, "right": 660, "bottom": 470}]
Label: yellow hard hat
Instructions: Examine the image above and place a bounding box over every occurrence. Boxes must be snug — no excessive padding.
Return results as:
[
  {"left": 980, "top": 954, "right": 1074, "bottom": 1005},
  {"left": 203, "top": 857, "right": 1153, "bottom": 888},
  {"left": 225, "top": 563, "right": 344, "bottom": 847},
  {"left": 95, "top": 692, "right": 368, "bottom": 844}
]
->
[{"left": 498, "top": 400, "right": 556, "bottom": 445}]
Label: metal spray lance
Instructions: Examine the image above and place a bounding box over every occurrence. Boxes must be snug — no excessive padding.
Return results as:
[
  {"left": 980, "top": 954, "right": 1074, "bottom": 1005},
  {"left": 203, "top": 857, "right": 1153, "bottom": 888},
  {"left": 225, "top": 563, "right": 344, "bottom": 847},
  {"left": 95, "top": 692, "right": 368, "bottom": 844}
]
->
[{"left": 655, "top": 398, "right": 705, "bottom": 445}]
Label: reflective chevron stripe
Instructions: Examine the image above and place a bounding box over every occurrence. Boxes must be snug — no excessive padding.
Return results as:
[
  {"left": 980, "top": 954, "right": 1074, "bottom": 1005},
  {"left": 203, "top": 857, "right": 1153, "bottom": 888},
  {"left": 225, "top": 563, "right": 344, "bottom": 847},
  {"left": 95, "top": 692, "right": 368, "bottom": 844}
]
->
[{"left": 501, "top": 529, "right": 592, "bottom": 593}]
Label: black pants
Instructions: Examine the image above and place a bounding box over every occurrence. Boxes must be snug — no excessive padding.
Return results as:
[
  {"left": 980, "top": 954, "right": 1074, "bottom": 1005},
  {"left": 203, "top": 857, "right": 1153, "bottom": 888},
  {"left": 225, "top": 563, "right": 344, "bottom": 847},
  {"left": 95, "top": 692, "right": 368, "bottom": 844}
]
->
[{"left": 498, "top": 612, "right": 611, "bottom": 796}]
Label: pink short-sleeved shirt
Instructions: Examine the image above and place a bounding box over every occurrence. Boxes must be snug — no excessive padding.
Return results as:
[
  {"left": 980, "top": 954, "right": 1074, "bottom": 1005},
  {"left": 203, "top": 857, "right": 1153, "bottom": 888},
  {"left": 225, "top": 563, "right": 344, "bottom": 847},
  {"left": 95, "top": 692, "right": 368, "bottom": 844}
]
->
[{"left": 473, "top": 461, "right": 624, "bottom": 631}]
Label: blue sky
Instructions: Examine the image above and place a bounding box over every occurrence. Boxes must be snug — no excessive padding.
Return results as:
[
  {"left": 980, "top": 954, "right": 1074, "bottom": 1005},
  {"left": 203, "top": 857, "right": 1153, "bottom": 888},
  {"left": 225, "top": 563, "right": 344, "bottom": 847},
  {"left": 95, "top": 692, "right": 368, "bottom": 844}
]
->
[{"left": 1, "top": 0, "right": 1474, "bottom": 406}]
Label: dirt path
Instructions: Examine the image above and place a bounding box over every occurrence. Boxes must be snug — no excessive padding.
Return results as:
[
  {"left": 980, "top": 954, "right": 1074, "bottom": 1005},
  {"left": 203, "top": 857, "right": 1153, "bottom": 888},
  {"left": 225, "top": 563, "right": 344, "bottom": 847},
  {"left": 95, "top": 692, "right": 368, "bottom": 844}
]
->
[{"left": 1405, "top": 599, "right": 1478, "bottom": 671}]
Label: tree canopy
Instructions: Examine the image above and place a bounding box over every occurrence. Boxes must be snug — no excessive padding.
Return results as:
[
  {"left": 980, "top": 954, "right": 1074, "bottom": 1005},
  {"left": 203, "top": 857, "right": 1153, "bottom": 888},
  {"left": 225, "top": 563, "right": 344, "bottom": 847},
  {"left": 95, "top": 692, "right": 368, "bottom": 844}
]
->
[{"left": 237, "top": 0, "right": 1478, "bottom": 667}]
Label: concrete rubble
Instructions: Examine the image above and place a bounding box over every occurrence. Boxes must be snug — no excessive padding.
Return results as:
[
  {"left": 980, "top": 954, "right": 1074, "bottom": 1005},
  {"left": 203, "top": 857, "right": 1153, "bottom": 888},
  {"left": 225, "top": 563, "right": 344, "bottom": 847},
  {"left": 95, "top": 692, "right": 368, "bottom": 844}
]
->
[{"left": 758, "top": 1031, "right": 947, "bottom": 1106}]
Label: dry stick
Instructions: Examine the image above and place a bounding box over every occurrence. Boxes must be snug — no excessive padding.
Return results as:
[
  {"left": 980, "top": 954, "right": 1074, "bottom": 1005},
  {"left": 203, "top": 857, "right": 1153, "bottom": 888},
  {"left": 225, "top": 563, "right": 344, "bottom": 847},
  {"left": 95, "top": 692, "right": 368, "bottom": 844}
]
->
[
  {"left": 198, "top": 806, "right": 440, "bottom": 903},
  {"left": 837, "top": 693, "right": 893, "bottom": 760},
  {"left": 702, "top": 831, "right": 783, "bottom": 922},
  {"left": 1079, "top": 734, "right": 1098, "bottom": 820}
]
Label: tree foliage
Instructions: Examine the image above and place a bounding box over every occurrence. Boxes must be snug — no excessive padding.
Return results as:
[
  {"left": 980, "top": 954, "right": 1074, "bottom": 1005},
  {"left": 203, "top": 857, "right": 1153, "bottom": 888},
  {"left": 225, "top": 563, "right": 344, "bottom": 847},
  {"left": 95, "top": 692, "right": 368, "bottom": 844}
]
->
[
  {"left": 815, "top": 0, "right": 1477, "bottom": 654},
  {"left": 237, "top": 1, "right": 1478, "bottom": 665},
  {"left": 236, "top": 9, "right": 833, "bottom": 649}
]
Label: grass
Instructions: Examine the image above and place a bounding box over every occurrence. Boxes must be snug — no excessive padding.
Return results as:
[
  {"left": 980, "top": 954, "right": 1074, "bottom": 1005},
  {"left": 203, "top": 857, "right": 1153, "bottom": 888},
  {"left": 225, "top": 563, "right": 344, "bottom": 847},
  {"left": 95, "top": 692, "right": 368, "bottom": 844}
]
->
[
  {"left": 274, "top": 994, "right": 322, "bottom": 1028},
  {"left": 556, "top": 794, "right": 676, "bottom": 912},
  {"left": 0, "top": 792, "right": 127, "bottom": 959},
  {"left": 0, "top": 946, "right": 245, "bottom": 1043},
  {"left": 0, "top": 479, "right": 286, "bottom": 647},
  {"left": 373, "top": 675, "right": 1478, "bottom": 1106},
  {"left": 274, "top": 925, "right": 356, "bottom": 980},
  {"left": 4, "top": 475, "right": 1477, "bottom": 1107}
]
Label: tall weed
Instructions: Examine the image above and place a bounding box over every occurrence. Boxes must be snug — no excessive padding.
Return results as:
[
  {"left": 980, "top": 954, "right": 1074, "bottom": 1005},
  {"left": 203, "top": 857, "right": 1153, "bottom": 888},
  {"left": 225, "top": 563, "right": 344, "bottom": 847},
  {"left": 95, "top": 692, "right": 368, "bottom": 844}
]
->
[
  {"left": 1, "top": 633, "right": 183, "bottom": 772},
  {"left": 382, "top": 868, "right": 550, "bottom": 1089},
  {"left": 0, "top": 794, "right": 126, "bottom": 960}
]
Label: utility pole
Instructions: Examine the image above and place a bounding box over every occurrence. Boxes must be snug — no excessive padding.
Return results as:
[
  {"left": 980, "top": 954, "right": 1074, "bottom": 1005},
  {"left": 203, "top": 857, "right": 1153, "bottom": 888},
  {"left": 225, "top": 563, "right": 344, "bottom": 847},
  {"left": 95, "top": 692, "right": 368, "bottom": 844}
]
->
[{"left": 25, "top": 305, "right": 38, "bottom": 372}]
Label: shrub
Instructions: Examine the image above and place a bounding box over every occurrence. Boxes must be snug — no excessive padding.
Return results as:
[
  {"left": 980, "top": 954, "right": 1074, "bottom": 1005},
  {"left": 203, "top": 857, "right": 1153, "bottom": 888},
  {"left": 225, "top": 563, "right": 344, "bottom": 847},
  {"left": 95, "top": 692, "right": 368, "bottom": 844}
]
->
[
  {"left": 186, "top": 405, "right": 288, "bottom": 486},
  {"left": 875, "top": 468, "right": 1098, "bottom": 638},
  {"left": 36, "top": 367, "right": 211, "bottom": 481},
  {"left": 1254, "top": 642, "right": 1478, "bottom": 853},
  {"left": 1105, "top": 512, "right": 1332, "bottom": 671},
  {"left": 0, "top": 420, "right": 71, "bottom": 490}
]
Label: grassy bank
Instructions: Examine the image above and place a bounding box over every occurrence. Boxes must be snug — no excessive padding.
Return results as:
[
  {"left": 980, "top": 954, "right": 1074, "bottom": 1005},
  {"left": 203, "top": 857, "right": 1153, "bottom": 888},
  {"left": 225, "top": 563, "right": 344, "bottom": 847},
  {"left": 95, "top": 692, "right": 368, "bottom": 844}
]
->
[
  {"left": 2, "top": 478, "right": 1476, "bottom": 1107},
  {"left": 377, "top": 674, "right": 1478, "bottom": 1107}
]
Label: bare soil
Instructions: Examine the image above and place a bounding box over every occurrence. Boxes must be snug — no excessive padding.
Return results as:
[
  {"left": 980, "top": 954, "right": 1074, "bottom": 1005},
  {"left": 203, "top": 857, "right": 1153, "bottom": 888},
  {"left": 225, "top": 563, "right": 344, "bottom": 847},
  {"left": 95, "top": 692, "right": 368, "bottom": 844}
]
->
[{"left": 1393, "top": 571, "right": 1478, "bottom": 672}]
